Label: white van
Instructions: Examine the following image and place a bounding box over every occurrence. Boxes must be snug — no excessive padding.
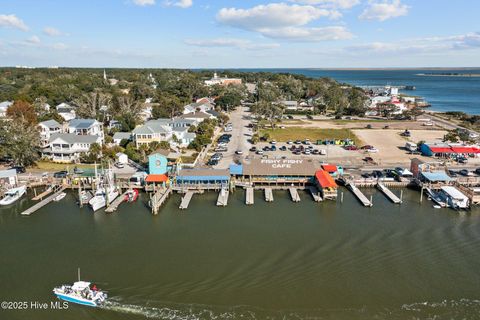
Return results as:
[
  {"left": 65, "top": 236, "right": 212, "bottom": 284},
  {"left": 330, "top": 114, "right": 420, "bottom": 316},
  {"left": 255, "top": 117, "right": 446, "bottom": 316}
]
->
[{"left": 405, "top": 142, "right": 417, "bottom": 152}]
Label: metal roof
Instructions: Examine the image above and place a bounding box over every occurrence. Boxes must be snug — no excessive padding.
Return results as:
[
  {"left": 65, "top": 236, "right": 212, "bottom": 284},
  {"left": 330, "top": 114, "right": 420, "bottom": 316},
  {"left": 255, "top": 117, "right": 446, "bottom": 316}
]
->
[
  {"left": 0, "top": 169, "right": 17, "bottom": 178},
  {"left": 242, "top": 158, "right": 320, "bottom": 176},
  {"left": 69, "top": 119, "right": 97, "bottom": 129},
  {"left": 50, "top": 133, "right": 100, "bottom": 144},
  {"left": 421, "top": 171, "right": 452, "bottom": 182},
  {"left": 39, "top": 119, "right": 61, "bottom": 129}
]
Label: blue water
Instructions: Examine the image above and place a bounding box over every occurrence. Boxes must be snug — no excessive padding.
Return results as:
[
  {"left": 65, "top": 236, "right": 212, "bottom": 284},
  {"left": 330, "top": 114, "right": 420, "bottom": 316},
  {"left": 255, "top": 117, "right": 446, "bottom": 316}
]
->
[{"left": 236, "top": 69, "right": 480, "bottom": 114}]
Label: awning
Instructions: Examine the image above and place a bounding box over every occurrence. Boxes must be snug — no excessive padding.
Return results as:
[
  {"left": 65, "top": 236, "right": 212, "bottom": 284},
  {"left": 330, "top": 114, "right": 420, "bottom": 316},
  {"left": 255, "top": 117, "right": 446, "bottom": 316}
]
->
[
  {"left": 145, "top": 174, "right": 169, "bottom": 183},
  {"left": 451, "top": 147, "right": 480, "bottom": 153},
  {"left": 321, "top": 164, "right": 337, "bottom": 173},
  {"left": 429, "top": 147, "right": 453, "bottom": 153},
  {"left": 315, "top": 170, "right": 337, "bottom": 188},
  {"left": 421, "top": 171, "right": 452, "bottom": 182}
]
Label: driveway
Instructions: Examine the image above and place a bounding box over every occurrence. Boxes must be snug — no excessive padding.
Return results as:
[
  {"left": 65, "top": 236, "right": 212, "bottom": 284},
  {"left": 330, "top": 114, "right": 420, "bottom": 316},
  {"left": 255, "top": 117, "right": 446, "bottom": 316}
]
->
[{"left": 215, "top": 106, "right": 252, "bottom": 169}]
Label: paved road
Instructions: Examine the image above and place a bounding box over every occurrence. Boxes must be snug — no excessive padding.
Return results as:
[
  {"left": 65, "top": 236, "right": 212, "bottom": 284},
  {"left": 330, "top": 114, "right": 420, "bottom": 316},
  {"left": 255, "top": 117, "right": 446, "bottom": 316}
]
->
[{"left": 216, "top": 106, "right": 252, "bottom": 169}]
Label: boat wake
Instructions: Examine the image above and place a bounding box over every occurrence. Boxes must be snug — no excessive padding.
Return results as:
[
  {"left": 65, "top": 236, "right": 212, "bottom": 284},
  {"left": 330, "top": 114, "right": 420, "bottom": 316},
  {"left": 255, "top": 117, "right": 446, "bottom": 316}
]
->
[{"left": 100, "top": 298, "right": 480, "bottom": 320}]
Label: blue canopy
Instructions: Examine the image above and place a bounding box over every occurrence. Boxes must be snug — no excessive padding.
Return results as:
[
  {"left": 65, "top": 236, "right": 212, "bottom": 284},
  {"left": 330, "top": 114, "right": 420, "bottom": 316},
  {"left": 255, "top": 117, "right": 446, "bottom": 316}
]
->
[{"left": 421, "top": 171, "right": 452, "bottom": 182}]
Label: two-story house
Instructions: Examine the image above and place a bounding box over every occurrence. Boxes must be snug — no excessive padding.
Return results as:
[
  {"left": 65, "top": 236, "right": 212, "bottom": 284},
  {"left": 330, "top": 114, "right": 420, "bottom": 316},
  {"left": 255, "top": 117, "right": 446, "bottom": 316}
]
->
[
  {"left": 38, "top": 119, "right": 63, "bottom": 148},
  {"left": 132, "top": 118, "right": 197, "bottom": 148},
  {"left": 67, "top": 119, "right": 104, "bottom": 143},
  {"left": 42, "top": 133, "right": 102, "bottom": 163}
]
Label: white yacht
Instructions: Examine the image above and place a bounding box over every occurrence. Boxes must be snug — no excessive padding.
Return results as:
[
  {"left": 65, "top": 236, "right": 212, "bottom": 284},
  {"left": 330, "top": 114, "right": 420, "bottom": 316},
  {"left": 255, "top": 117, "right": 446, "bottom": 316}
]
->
[
  {"left": 0, "top": 185, "right": 27, "bottom": 206},
  {"left": 439, "top": 186, "right": 469, "bottom": 210},
  {"left": 89, "top": 167, "right": 119, "bottom": 212}
]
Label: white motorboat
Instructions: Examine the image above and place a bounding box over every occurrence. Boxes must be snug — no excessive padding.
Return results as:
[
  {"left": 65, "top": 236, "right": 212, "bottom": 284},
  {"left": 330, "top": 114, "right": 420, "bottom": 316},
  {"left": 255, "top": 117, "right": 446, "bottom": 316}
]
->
[
  {"left": 439, "top": 186, "right": 469, "bottom": 210},
  {"left": 53, "top": 268, "right": 107, "bottom": 307},
  {"left": 53, "top": 192, "right": 67, "bottom": 202},
  {"left": 425, "top": 188, "right": 447, "bottom": 208},
  {"left": 0, "top": 185, "right": 27, "bottom": 206}
]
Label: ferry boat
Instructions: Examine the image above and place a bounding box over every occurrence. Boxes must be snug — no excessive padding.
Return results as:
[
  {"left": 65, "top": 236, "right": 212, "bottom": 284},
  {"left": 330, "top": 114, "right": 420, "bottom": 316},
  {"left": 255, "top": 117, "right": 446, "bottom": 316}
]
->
[
  {"left": 89, "top": 167, "right": 119, "bottom": 212},
  {"left": 53, "top": 269, "right": 107, "bottom": 307},
  {"left": 439, "top": 186, "right": 469, "bottom": 210},
  {"left": 0, "top": 185, "right": 26, "bottom": 206}
]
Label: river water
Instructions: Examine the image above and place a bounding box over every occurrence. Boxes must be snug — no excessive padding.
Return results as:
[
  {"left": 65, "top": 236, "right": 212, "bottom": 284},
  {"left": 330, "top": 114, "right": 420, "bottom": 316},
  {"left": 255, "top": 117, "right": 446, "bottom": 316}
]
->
[{"left": 1, "top": 188, "right": 480, "bottom": 320}]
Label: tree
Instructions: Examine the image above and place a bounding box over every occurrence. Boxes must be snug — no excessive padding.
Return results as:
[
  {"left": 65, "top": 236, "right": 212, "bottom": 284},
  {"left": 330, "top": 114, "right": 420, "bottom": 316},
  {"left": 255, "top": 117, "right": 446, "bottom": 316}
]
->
[
  {"left": 251, "top": 101, "right": 285, "bottom": 128},
  {"left": 443, "top": 131, "right": 459, "bottom": 143},
  {"left": 152, "top": 93, "right": 183, "bottom": 119},
  {"left": 74, "top": 90, "right": 112, "bottom": 119},
  {"left": 0, "top": 119, "right": 40, "bottom": 166},
  {"left": 6, "top": 100, "right": 38, "bottom": 126}
]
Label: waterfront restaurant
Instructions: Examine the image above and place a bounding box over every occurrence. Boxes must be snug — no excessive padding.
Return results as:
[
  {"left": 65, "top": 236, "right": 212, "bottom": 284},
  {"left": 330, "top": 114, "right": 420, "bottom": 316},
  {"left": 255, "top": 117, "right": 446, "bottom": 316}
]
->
[
  {"left": 239, "top": 158, "right": 321, "bottom": 187},
  {"left": 173, "top": 168, "right": 230, "bottom": 190}
]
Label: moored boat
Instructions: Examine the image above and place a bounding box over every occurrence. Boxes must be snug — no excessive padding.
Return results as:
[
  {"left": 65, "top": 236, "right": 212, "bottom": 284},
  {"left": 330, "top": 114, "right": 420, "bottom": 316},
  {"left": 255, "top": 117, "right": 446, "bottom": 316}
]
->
[
  {"left": 0, "top": 185, "right": 27, "bottom": 206},
  {"left": 89, "top": 166, "right": 119, "bottom": 212},
  {"left": 439, "top": 186, "right": 469, "bottom": 210},
  {"left": 53, "top": 192, "right": 67, "bottom": 202},
  {"left": 124, "top": 189, "right": 139, "bottom": 202},
  {"left": 425, "top": 188, "right": 447, "bottom": 208}
]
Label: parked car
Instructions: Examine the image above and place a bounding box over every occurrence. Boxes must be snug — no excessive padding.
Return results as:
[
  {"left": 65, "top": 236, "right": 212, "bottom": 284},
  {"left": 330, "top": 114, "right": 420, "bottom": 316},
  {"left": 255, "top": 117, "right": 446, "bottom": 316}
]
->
[
  {"left": 256, "top": 150, "right": 264, "bottom": 155},
  {"left": 344, "top": 145, "right": 358, "bottom": 151},
  {"left": 372, "top": 170, "right": 384, "bottom": 178},
  {"left": 73, "top": 167, "right": 85, "bottom": 174},
  {"left": 319, "top": 149, "right": 327, "bottom": 155},
  {"left": 312, "top": 149, "right": 319, "bottom": 155},
  {"left": 235, "top": 150, "right": 243, "bottom": 155},
  {"left": 448, "top": 170, "right": 458, "bottom": 177},
  {"left": 459, "top": 169, "right": 470, "bottom": 176},
  {"left": 400, "top": 129, "right": 411, "bottom": 137},
  {"left": 280, "top": 146, "right": 287, "bottom": 151},
  {"left": 11, "top": 166, "right": 26, "bottom": 173},
  {"left": 287, "top": 140, "right": 293, "bottom": 145},
  {"left": 304, "top": 150, "right": 311, "bottom": 155},
  {"left": 294, "top": 140, "right": 301, "bottom": 144},
  {"left": 361, "top": 172, "right": 371, "bottom": 178},
  {"left": 366, "top": 148, "right": 379, "bottom": 153},
  {"left": 271, "top": 145, "right": 277, "bottom": 151},
  {"left": 270, "top": 140, "right": 277, "bottom": 145},
  {"left": 249, "top": 146, "right": 257, "bottom": 152},
  {"left": 208, "top": 159, "right": 219, "bottom": 166},
  {"left": 53, "top": 171, "right": 68, "bottom": 178},
  {"left": 293, "top": 150, "right": 301, "bottom": 155},
  {"left": 475, "top": 168, "right": 480, "bottom": 176}
]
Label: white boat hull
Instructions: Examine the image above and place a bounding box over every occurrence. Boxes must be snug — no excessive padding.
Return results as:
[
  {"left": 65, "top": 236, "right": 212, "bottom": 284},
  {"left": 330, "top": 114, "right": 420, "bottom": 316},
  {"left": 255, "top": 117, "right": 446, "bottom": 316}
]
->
[
  {"left": 0, "top": 185, "right": 27, "bottom": 206},
  {"left": 89, "top": 190, "right": 119, "bottom": 211}
]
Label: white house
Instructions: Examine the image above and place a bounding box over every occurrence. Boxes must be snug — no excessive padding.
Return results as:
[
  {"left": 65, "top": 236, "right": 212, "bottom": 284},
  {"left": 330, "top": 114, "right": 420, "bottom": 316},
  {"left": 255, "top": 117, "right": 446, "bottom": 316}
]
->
[
  {"left": 179, "top": 111, "right": 216, "bottom": 122},
  {"left": 67, "top": 119, "right": 104, "bottom": 143},
  {"left": 56, "top": 103, "right": 76, "bottom": 121},
  {"left": 0, "top": 101, "right": 13, "bottom": 118},
  {"left": 279, "top": 100, "right": 299, "bottom": 111},
  {"left": 132, "top": 118, "right": 197, "bottom": 148},
  {"left": 183, "top": 101, "right": 214, "bottom": 114},
  {"left": 42, "top": 133, "right": 102, "bottom": 163},
  {"left": 38, "top": 119, "right": 63, "bottom": 148},
  {"left": 204, "top": 73, "right": 242, "bottom": 86}
]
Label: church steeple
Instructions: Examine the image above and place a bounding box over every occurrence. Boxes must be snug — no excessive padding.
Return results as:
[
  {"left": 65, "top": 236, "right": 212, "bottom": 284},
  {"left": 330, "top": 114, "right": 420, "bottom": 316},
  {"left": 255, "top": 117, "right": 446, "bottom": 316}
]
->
[{"left": 103, "top": 69, "right": 107, "bottom": 81}]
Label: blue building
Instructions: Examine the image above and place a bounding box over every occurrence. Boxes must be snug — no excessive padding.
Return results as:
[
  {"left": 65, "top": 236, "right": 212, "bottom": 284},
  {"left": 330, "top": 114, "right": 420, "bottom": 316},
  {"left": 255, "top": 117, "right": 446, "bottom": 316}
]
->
[
  {"left": 148, "top": 152, "right": 168, "bottom": 175},
  {"left": 174, "top": 169, "right": 230, "bottom": 189}
]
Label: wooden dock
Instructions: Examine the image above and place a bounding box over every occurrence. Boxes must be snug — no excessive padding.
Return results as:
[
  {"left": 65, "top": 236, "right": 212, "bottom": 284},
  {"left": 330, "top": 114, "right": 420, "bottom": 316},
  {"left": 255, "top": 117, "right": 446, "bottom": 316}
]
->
[
  {"left": 307, "top": 186, "right": 323, "bottom": 202},
  {"left": 179, "top": 191, "right": 194, "bottom": 210},
  {"left": 264, "top": 188, "right": 274, "bottom": 202},
  {"left": 32, "top": 185, "right": 58, "bottom": 201},
  {"left": 21, "top": 186, "right": 67, "bottom": 216},
  {"left": 105, "top": 191, "right": 128, "bottom": 213},
  {"left": 289, "top": 188, "right": 301, "bottom": 202},
  {"left": 376, "top": 183, "right": 402, "bottom": 204},
  {"left": 150, "top": 187, "right": 172, "bottom": 214},
  {"left": 246, "top": 187, "right": 254, "bottom": 205},
  {"left": 217, "top": 188, "right": 229, "bottom": 206},
  {"left": 346, "top": 182, "right": 372, "bottom": 207}
]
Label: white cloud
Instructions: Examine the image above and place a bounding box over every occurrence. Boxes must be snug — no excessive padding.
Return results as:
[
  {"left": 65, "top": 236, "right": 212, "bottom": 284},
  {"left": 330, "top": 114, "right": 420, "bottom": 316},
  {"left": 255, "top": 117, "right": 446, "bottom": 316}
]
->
[
  {"left": 0, "top": 14, "right": 28, "bottom": 31},
  {"left": 185, "top": 38, "right": 280, "bottom": 50},
  {"left": 133, "top": 0, "right": 155, "bottom": 6},
  {"left": 43, "top": 27, "right": 64, "bottom": 36},
  {"left": 26, "top": 35, "right": 41, "bottom": 45},
  {"left": 216, "top": 3, "right": 348, "bottom": 41},
  {"left": 51, "top": 43, "right": 68, "bottom": 50},
  {"left": 164, "top": 0, "right": 193, "bottom": 8},
  {"left": 289, "top": 0, "right": 360, "bottom": 9},
  {"left": 359, "top": 0, "right": 409, "bottom": 21}
]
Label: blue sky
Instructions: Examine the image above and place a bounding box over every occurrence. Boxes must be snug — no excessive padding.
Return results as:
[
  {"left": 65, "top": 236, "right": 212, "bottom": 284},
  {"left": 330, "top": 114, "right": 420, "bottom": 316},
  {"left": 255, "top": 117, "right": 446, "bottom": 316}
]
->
[{"left": 1, "top": 0, "right": 479, "bottom": 68}]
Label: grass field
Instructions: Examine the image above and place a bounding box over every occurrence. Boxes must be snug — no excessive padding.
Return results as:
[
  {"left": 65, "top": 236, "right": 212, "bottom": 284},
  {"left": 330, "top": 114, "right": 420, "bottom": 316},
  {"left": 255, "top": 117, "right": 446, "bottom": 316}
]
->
[
  {"left": 33, "top": 161, "right": 96, "bottom": 171},
  {"left": 260, "top": 127, "right": 362, "bottom": 145}
]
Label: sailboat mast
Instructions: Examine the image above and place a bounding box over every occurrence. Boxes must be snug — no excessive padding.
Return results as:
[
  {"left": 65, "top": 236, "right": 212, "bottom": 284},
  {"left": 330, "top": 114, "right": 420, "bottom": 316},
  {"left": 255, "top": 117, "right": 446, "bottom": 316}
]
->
[{"left": 78, "top": 267, "right": 81, "bottom": 281}]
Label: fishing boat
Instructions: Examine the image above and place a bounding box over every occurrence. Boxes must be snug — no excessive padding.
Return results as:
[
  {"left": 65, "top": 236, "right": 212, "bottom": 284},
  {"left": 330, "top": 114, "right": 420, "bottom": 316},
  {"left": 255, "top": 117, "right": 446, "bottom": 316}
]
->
[
  {"left": 53, "top": 192, "right": 67, "bottom": 202},
  {"left": 0, "top": 185, "right": 27, "bottom": 206},
  {"left": 439, "top": 186, "right": 469, "bottom": 210},
  {"left": 89, "top": 166, "right": 119, "bottom": 212},
  {"left": 53, "top": 268, "right": 107, "bottom": 307},
  {"left": 425, "top": 188, "right": 447, "bottom": 208},
  {"left": 124, "top": 189, "right": 139, "bottom": 202}
]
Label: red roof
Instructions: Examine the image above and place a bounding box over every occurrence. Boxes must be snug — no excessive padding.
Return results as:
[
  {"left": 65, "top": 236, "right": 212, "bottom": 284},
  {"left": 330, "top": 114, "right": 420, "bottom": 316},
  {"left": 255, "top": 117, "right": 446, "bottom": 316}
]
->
[
  {"left": 321, "top": 164, "right": 337, "bottom": 173},
  {"left": 429, "top": 147, "right": 454, "bottom": 153},
  {"left": 451, "top": 146, "right": 480, "bottom": 153},
  {"left": 315, "top": 170, "right": 337, "bottom": 188},
  {"left": 145, "top": 174, "right": 169, "bottom": 183}
]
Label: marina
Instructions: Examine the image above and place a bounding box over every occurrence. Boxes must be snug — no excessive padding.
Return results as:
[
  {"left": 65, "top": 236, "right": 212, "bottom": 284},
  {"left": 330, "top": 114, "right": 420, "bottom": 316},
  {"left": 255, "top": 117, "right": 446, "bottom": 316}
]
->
[{"left": 376, "top": 182, "right": 402, "bottom": 204}]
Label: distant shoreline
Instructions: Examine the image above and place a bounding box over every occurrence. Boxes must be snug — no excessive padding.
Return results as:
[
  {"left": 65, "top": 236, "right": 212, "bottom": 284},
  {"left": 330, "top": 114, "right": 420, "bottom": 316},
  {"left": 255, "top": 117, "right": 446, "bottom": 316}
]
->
[{"left": 416, "top": 73, "right": 480, "bottom": 77}]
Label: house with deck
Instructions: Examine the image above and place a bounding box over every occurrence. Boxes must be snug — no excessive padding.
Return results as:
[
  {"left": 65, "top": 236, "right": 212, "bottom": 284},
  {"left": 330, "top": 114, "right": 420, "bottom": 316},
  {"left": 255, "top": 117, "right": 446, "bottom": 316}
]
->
[
  {"left": 132, "top": 118, "right": 197, "bottom": 148},
  {"left": 42, "top": 133, "right": 102, "bottom": 163},
  {"left": 67, "top": 119, "right": 104, "bottom": 143},
  {"left": 38, "top": 119, "right": 63, "bottom": 148}
]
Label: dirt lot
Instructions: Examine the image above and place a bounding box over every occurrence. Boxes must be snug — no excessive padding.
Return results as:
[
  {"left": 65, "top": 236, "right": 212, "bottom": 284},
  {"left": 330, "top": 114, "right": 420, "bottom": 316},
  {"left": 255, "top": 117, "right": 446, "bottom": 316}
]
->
[{"left": 281, "top": 119, "right": 442, "bottom": 130}]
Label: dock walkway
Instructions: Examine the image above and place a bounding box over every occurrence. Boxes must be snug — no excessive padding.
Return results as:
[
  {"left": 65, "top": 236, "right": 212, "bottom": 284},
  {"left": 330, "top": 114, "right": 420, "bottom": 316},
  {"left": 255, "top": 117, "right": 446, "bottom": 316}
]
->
[
  {"left": 150, "top": 187, "right": 172, "bottom": 214},
  {"left": 307, "top": 186, "right": 323, "bottom": 202},
  {"left": 347, "top": 182, "right": 373, "bottom": 207},
  {"left": 105, "top": 191, "right": 128, "bottom": 213},
  {"left": 289, "top": 188, "right": 301, "bottom": 202},
  {"left": 217, "top": 188, "right": 229, "bottom": 206},
  {"left": 376, "top": 183, "right": 402, "bottom": 204},
  {"left": 246, "top": 187, "right": 254, "bottom": 205},
  {"left": 179, "top": 191, "right": 194, "bottom": 210},
  {"left": 264, "top": 188, "right": 274, "bottom": 202},
  {"left": 32, "top": 185, "right": 58, "bottom": 201},
  {"left": 21, "top": 186, "right": 67, "bottom": 216}
]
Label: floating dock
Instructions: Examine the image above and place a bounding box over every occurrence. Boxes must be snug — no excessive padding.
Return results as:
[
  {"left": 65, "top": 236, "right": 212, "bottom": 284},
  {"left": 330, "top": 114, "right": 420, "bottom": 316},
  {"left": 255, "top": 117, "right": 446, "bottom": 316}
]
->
[
  {"left": 105, "top": 191, "right": 128, "bottom": 213},
  {"left": 376, "top": 183, "right": 402, "bottom": 204},
  {"left": 32, "top": 185, "right": 57, "bottom": 201},
  {"left": 264, "top": 188, "right": 274, "bottom": 202},
  {"left": 307, "top": 186, "right": 323, "bottom": 202},
  {"left": 346, "top": 182, "right": 373, "bottom": 207},
  {"left": 289, "top": 188, "right": 301, "bottom": 202},
  {"left": 21, "top": 186, "right": 67, "bottom": 216},
  {"left": 246, "top": 187, "right": 254, "bottom": 205},
  {"left": 179, "top": 191, "right": 194, "bottom": 210},
  {"left": 217, "top": 188, "right": 229, "bottom": 206}
]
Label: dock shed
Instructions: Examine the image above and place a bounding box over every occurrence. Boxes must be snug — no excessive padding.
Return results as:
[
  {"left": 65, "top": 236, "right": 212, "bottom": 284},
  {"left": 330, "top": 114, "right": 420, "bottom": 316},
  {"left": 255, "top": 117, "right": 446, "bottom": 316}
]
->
[
  {"left": 0, "top": 169, "right": 18, "bottom": 188},
  {"left": 314, "top": 170, "right": 338, "bottom": 200}
]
